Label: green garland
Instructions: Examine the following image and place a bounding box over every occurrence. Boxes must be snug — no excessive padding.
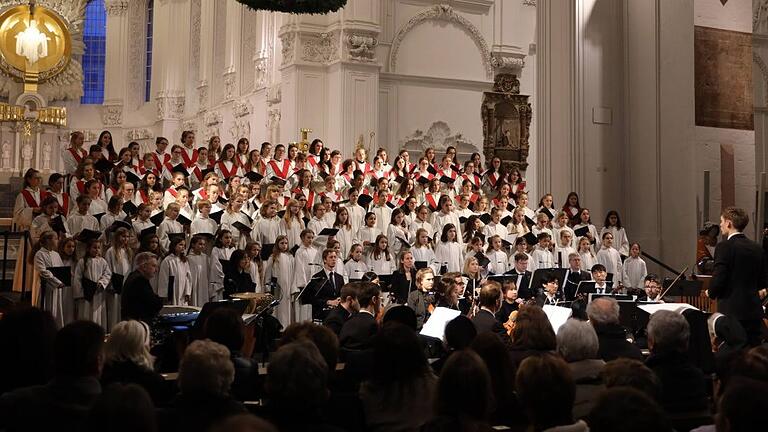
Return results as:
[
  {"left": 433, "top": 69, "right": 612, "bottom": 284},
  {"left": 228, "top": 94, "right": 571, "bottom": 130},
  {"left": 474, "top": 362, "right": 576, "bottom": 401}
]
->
[{"left": 235, "top": 0, "right": 348, "bottom": 14}]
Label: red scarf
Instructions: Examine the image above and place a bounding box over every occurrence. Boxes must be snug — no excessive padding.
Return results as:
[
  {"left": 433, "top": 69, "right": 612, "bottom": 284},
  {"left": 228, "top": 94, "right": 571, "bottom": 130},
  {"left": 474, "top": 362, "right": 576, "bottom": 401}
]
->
[
  {"left": 68, "top": 147, "right": 87, "bottom": 163},
  {"left": 56, "top": 192, "right": 70, "bottom": 214},
  {"left": 355, "top": 161, "right": 372, "bottom": 174},
  {"left": 151, "top": 151, "right": 170, "bottom": 169},
  {"left": 268, "top": 159, "right": 291, "bottom": 179},
  {"left": 425, "top": 193, "right": 439, "bottom": 210},
  {"left": 139, "top": 189, "right": 149, "bottom": 204},
  {"left": 167, "top": 187, "right": 178, "bottom": 198},
  {"left": 486, "top": 171, "right": 499, "bottom": 188}
]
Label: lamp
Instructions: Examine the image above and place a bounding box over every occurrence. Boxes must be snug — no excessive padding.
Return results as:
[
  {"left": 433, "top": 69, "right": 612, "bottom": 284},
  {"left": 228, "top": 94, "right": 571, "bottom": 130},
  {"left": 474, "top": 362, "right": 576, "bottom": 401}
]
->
[{"left": 15, "top": 18, "right": 49, "bottom": 65}]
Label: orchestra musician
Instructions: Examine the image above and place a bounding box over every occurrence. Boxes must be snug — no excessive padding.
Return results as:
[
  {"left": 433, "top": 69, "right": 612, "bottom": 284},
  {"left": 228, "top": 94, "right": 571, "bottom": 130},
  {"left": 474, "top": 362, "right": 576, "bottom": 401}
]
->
[{"left": 304, "top": 249, "right": 345, "bottom": 321}]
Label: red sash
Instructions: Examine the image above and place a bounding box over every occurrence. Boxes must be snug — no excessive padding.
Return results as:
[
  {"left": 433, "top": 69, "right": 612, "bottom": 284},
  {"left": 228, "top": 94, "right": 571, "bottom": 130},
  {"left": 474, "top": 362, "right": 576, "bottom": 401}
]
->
[
  {"left": 151, "top": 152, "right": 169, "bottom": 170},
  {"left": 109, "top": 186, "right": 118, "bottom": 197},
  {"left": 21, "top": 189, "right": 46, "bottom": 208},
  {"left": 192, "top": 166, "right": 204, "bottom": 182},
  {"left": 68, "top": 147, "right": 86, "bottom": 163},
  {"left": 308, "top": 155, "right": 319, "bottom": 169},
  {"left": 195, "top": 188, "right": 208, "bottom": 201},
  {"left": 76, "top": 181, "right": 85, "bottom": 195},
  {"left": 163, "top": 161, "right": 176, "bottom": 174},
  {"left": 217, "top": 161, "right": 238, "bottom": 178},
  {"left": 167, "top": 187, "right": 178, "bottom": 198},
  {"left": 293, "top": 188, "right": 315, "bottom": 210},
  {"left": 181, "top": 147, "right": 198, "bottom": 168},
  {"left": 355, "top": 161, "right": 372, "bottom": 174},
  {"left": 486, "top": 171, "right": 499, "bottom": 187},
  {"left": 268, "top": 159, "right": 291, "bottom": 179},
  {"left": 425, "top": 193, "right": 439, "bottom": 210},
  {"left": 139, "top": 189, "right": 149, "bottom": 204},
  {"left": 440, "top": 168, "right": 458, "bottom": 180},
  {"left": 56, "top": 193, "right": 70, "bottom": 214}
]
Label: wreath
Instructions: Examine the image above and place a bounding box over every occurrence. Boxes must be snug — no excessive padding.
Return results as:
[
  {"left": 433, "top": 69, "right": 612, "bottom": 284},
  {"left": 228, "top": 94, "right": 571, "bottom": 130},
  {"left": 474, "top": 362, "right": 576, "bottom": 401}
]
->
[{"left": 235, "top": 0, "right": 348, "bottom": 14}]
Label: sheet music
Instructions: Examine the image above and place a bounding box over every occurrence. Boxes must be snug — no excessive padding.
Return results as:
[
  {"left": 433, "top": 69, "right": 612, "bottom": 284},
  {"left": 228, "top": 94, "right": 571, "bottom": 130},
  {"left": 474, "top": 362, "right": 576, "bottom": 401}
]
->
[
  {"left": 420, "top": 307, "right": 461, "bottom": 339},
  {"left": 637, "top": 303, "right": 699, "bottom": 315},
  {"left": 542, "top": 305, "right": 573, "bottom": 334}
]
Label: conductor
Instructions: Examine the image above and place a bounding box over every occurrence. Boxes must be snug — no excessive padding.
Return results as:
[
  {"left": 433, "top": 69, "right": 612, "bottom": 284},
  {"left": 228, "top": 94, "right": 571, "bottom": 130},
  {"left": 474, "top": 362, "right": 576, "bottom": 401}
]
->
[
  {"left": 707, "top": 207, "right": 768, "bottom": 346},
  {"left": 303, "top": 249, "right": 344, "bottom": 321}
]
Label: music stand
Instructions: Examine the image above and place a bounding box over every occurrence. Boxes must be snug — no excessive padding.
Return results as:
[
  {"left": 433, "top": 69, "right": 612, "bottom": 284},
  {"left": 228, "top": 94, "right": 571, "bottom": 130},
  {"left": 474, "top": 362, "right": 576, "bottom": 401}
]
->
[
  {"left": 190, "top": 299, "right": 249, "bottom": 341},
  {"left": 662, "top": 278, "right": 702, "bottom": 297},
  {"left": 530, "top": 268, "right": 567, "bottom": 297}
]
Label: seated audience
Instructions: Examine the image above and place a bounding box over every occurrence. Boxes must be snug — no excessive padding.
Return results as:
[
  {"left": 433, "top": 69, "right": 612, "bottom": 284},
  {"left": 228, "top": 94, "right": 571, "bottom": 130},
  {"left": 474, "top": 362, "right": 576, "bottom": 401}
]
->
[
  {"left": 471, "top": 332, "right": 523, "bottom": 429},
  {"left": 86, "top": 383, "right": 158, "bottom": 432},
  {"left": 0, "top": 306, "right": 57, "bottom": 395},
  {"left": 556, "top": 318, "right": 606, "bottom": 419},
  {"left": 322, "top": 283, "right": 359, "bottom": 336},
  {"left": 203, "top": 308, "right": 255, "bottom": 401},
  {"left": 716, "top": 378, "right": 768, "bottom": 432},
  {"left": 588, "top": 387, "right": 672, "bottom": 432},
  {"left": 160, "top": 340, "right": 246, "bottom": 432},
  {"left": 100, "top": 320, "right": 171, "bottom": 406},
  {"left": 0, "top": 320, "right": 105, "bottom": 432},
  {"left": 645, "top": 310, "right": 708, "bottom": 414},
  {"left": 509, "top": 305, "right": 557, "bottom": 367},
  {"left": 601, "top": 358, "right": 661, "bottom": 400},
  {"left": 339, "top": 281, "right": 380, "bottom": 351},
  {"left": 586, "top": 296, "right": 643, "bottom": 361},
  {"left": 210, "top": 414, "right": 278, "bottom": 432},
  {"left": 280, "top": 322, "right": 340, "bottom": 371},
  {"left": 431, "top": 315, "right": 477, "bottom": 373}
]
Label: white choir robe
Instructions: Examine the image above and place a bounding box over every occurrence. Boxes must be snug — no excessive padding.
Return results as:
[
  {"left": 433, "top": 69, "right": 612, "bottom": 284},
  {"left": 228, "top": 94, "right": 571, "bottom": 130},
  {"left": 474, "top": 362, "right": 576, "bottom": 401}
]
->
[
  {"left": 99, "top": 211, "right": 127, "bottom": 233},
  {"left": 322, "top": 210, "right": 336, "bottom": 227},
  {"left": 554, "top": 246, "right": 577, "bottom": 268},
  {"left": 191, "top": 216, "right": 218, "bottom": 236},
  {"left": 435, "top": 241, "right": 464, "bottom": 274},
  {"left": 530, "top": 246, "right": 555, "bottom": 272},
  {"left": 553, "top": 226, "right": 577, "bottom": 249},
  {"left": 345, "top": 258, "right": 368, "bottom": 282},
  {"left": 408, "top": 219, "right": 434, "bottom": 239},
  {"left": 104, "top": 247, "right": 131, "bottom": 331},
  {"left": 67, "top": 212, "right": 99, "bottom": 236},
  {"left": 73, "top": 257, "right": 112, "bottom": 326},
  {"left": 344, "top": 204, "right": 365, "bottom": 234},
  {"left": 600, "top": 226, "right": 630, "bottom": 257},
  {"left": 531, "top": 226, "right": 553, "bottom": 239},
  {"left": 596, "top": 247, "right": 623, "bottom": 283},
  {"left": 157, "top": 218, "right": 183, "bottom": 251},
  {"left": 579, "top": 252, "right": 598, "bottom": 272},
  {"left": 387, "top": 224, "right": 410, "bottom": 255},
  {"left": 307, "top": 217, "right": 332, "bottom": 248},
  {"left": 264, "top": 253, "right": 295, "bottom": 327},
  {"left": 372, "top": 205, "right": 392, "bottom": 233},
  {"left": 411, "top": 246, "right": 440, "bottom": 275},
  {"left": 252, "top": 216, "right": 282, "bottom": 247},
  {"left": 31, "top": 213, "right": 69, "bottom": 244},
  {"left": 483, "top": 222, "right": 507, "bottom": 240},
  {"left": 486, "top": 250, "right": 508, "bottom": 275},
  {"left": 249, "top": 261, "right": 263, "bottom": 293},
  {"left": 157, "top": 255, "right": 193, "bottom": 306},
  {"left": 220, "top": 211, "right": 251, "bottom": 249},
  {"left": 335, "top": 226, "right": 354, "bottom": 259},
  {"left": 431, "top": 211, "right": 463, "bottom": 243},
  {"left": 355, "top": 226, "right": 382, "bottom": 248},
  {"left": 188, "top": 252, "right": 212, "bottom": 306},
  {"left": 132, "top": 219, "right": 154, "bottom": 237},
  {"left": 574, "top": 223, "right": 601, "bottom": 251},
  {"left": 622, "top": 256, "right": 647, "bottom": 289},
  {"left": 210, "top": 246, "right": 235, "bottom": 301},
  {"left": 293, "top": 245, "right": 319, "bottom": 323},
  {"left": 366, "top": 253, "right": 397, "bottom": 277},
  {"left": 280, "top": 218, "right": 305, "bottom": 250},
  {"left": 86, "top": 198, "right": 108, "bottom": 217},
  {"left": 34, "top": 248, "right": 67, "bottom": 327},
  {"left": 456, "top": 207, "right": 474, "bottom": 221},
  {"left": 13, "top": 188, "right": 42, "bottom": 229}
]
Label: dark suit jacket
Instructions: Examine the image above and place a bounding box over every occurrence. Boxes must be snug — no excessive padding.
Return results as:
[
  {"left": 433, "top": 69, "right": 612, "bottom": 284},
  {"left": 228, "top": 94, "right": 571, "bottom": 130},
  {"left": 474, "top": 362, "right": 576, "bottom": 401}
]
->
[
  {"left": 505, "top": 270, "right": 533, "bottom": 299},
  {"left": 339, "top": 311, "right": 378, "bottom": 351},
  {"left": 593, "top": 322, "right": 644, "bottom": 362},
  {"left": 121, "top": 271, "right": 163, "bottom": 324},
  {"left": 306, "top": 269, "right": 344, "bottom": 319},
  {"left": 390, "top": 269, "right": 417, "bottom": 303},
  {"left": 563, "top": 269, "right": 591, "bottom": 300},
  {"left": 709, "top": 233, "right": 767, "bottom": 320},
  {"left": 323, "top": 305, "right": 352, "bottom": 336},
  {"left": 472, "top": 309, "right": 505, "bottom": 337}
]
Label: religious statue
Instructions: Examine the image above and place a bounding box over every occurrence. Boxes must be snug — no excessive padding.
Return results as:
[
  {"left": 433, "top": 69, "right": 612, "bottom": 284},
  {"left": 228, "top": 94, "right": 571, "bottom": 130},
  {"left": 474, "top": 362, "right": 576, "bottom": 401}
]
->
[
  {"left": 2, "top": 141, "right": 11, "bottom": 169},
  {"left": 21, "top": 141, "right": 33, "bottom": 172},
  {"left": 42, "top": 141, "right": 51, "bottom": 170},
  {"left": 15, "top": 20, "right": 50, "bottom": 65}
]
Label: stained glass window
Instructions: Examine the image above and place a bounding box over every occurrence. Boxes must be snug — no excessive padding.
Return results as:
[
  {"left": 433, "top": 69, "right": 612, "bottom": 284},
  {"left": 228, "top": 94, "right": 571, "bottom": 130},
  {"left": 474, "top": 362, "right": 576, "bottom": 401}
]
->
[{"left": 80, "top": 0, "right": 106, "bottom": 105}]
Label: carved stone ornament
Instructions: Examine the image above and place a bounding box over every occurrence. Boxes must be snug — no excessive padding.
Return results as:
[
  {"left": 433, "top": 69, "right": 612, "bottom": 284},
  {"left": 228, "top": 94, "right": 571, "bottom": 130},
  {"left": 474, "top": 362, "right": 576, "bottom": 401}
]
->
[
  {"left": 104, "top": 0, "right": 129, "bottom": 16},
  {"left": 254, "top": 56, "right": 268, "bottom": 89},
  {"left": 280, "top": 32, "right": 296, "bottom": 66},
  {"left": 229, "top": 119, "right": 250, "bottom": 140},
  {"left": 346, "top": 32, "right": 378, "bottom": 62},
  {"left": 402, "top": 121, "right": 478, "bottom": 160},
  {"left": 182, "top": 120, "right": 197, "bottom": 134},
  {"left": 232, "top": 100, "right": 252, "bottom": 118},
  {"left": 493, "top": 73, "right": 520, "bottom": 94},
  {"left": 197, "top": 81, "right": 209, "bottom": 112},
  {"left": 490, "top": 53, "right": 525, "bottom": 72},
  {"left": 101, "top": 105, "right": 123, "bottom": 126},
  {"left": 755, "top": 0, "right": 768, "bottom": 33},
  {"left": 389, "top": 4, "right": 492, "bottom": 79},
  {"left": 223, "top": 71, "right": 237, "bottom": 102},
  {"left": 156, "top": 93, "right": 185, "bottom": 121},
  {"left": 522, "top": 0, "right": 536, "bottom": 6},
  {"left": 753, "top": 52, "right": 768, "bottom": 105},
  {"left": 266, "top": 83, "right": 281, "bottom": 105},
  {"left": 301, "top": 31, "right": 340, "bottom": 64},
  {"left": 125, "top": 128, "right": 153, "bottom": 141},
  {"left": 205, "top": 111, "right": 222, "bottom": 126}
]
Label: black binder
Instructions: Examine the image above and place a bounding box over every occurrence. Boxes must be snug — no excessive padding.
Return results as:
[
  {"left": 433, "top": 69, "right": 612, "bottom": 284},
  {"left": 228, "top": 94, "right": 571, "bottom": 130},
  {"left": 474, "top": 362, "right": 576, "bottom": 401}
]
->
[
  {"left": 111, "top": 273, "right": 124, "bottom": 294},
  {"left": 82, "top": 278, "right": 99, "bottom": 302},
  {"left": 48, "top": 266, "right": 71, "bottom": 286}
]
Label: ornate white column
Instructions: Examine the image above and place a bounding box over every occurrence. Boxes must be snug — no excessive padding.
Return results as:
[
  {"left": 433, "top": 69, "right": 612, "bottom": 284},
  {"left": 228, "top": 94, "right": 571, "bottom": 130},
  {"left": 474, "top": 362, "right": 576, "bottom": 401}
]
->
[
  {"left": 153, "top": 0, "right": 191, "bottom": 136},
  {"left": 197, "top": 0, "right": 214, "bottom": 113},
  {"left": 223, "top": 0, "right": 243, "bottom": 102},
  {"left": 102, "top": 0, "right": 130, "bottom": 133}
]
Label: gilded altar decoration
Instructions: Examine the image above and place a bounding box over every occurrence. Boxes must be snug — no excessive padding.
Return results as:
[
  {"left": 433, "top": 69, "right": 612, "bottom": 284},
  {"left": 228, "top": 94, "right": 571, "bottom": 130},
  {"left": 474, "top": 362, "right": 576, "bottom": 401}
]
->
[{"left": 299, "top": 128, "right": 312, "bottom": 152}]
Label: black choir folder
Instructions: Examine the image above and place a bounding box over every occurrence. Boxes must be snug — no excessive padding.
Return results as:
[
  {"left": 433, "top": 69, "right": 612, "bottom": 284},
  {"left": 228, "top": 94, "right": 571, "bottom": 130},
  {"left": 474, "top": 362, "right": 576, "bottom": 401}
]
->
[
  {"left": 48, "top": 266, "right": 71, "bottom": 286},
  {"left": 110, "top": 273, "right": 124, "bottom": 294},
  {"left": 82, "top": 278, "right": 99, "bottom": 302}
]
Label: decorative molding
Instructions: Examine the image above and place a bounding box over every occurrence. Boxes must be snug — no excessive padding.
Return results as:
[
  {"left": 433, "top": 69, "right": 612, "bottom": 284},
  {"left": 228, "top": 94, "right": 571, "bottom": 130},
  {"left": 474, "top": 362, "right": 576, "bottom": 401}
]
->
[
  {"left": 522, "top": 0, "right": 536, "bottom": 6},
  {"left": 229, "top": 119, "right": 250, "bottom": 140},
  {"left": 232, "top": 100, "right": 252, "bottom": 118},
  {"left": 105, "top": 0, "right": 129, "bottom": 16},
  {"left": 389, "top": 4, "right": 493, "bottom": 79},
  {"left": 156, "top": 92, "right": 185, "bottom": 120},
  {"left": 346, "top": 31, "right": 378, "bottom": 63},
  {"left": 254, "top": 56, "right": 268, "bottom": 89},
  {"left": 493, "top": 73, "right": 520, "bottom": 94},
  {"left": 490, "top": 53, "right": 526, "bottom": 73},
  {"left": 756, "top": 0, "right": 768, "bottom": 33},
  {"left": 101, "top": 105, "right": 123, "bottom": 126},
  {"left": 266, "top": 83, "right": 281, "bottom": 105},
  {"left": 301, "top": 31, "right": 340, "bottom": 64},
  {"left": 280, "top": 32, "right": 296, "bottom": 66},
  {"left": 197, "top": 81, "right": 209, "bottom": 112},
  {"left": 266, "top": 108, "right": 280, "bottom": 143},
  {"left": 754, "top": 52, "right": 768, "bottom": 105},
  {"left": 402, "top": 121, "right": 477, "bottom": 155},
  {"left": 125, "top": 128, "right": 153, "bottom": 141},
  {"left": 182, "top": 119, "right": 197, "bottom": 133},
  {"left": 223, "top": 71, "right": 237, "bottom": 102},
  {"left": 205, "top": 111, "right": 222, "bottom": 126}
]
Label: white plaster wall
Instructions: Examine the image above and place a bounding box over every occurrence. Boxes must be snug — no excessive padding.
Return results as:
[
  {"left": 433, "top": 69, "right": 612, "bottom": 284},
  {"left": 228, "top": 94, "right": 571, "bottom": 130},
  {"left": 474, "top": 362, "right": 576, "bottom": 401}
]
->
[{"left": 396, "top": 23, "right": 488, "bottom": 81}]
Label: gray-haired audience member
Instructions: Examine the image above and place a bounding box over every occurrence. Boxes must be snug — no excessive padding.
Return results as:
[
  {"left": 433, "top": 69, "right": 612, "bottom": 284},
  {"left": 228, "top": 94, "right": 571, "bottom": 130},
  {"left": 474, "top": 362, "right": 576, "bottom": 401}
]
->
[
  {"left": 557, "top": 318, "right": 606, "bottom": 419},
  {"left": 586, "top": 297, "right": 643, "bottom": 361}
]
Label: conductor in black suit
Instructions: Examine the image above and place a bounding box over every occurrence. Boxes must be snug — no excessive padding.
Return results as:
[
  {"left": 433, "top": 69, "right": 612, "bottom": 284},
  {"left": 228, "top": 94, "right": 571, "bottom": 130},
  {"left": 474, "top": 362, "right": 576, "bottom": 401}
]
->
[
  {"left": 707, "top": 207, "right": 768, "bottom": 346},
  {"left": 121, "top": 252, "right": 164, "bottom": 325},
  {"left": 304, "top": 249, "right": 345, "bottom": 321}
]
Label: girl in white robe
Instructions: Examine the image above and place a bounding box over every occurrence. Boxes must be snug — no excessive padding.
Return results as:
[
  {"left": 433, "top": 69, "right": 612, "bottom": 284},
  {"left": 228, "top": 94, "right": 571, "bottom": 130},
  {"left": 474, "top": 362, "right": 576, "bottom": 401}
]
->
[
  {"left": 252, "top": 201, "right": 282, "bottom": 249},
  {"left": 73, "top": 239, "right": 112, "bottom": 326},
  {"left": 386, "top": 209, "right": 410, "bottom": 256},
  {"left": 33, "top": 232, "right": 66, "bottom": 328},
  {"left": 600, "top": 210, "right": 630, "bottom": 257},
  {"left": 307, "top": 204, "right": 332, "bottom": 248},
  {"left": 30, "top": 196, "right": 68, "bottom": 243},
  {"left": 245, "top": 242, "right": 263, "bottom": 293},
  {"left": 58, "top": 237, "right": 77, "bottom": 324},
  {"left": 132, "top": 204, "right": 155, "bottom": 237},
  {"left": 220, "top": 196, "right": 251, "bottom": 250},
  {"left": 333, "top": 206, "right": 354, "bottom": 259},
  {"left": 411, "top": 228, "right": 439, "bottom": 275},
  {"left": 366, "top": 234, "right": 397, "bottom": 277},
  {"left": 485, "top": 235, "right": 509, "bottom": 275},
  {"left": 573, "top": 208, "right": 601, "bottom": 252},
  {"left": 264, "top": 235, "right": 295, "bottom": 327},
  {"left": 67, "top": 196, "right": 100, "bottom": 237},
  {"left": 292, "top": 230, "right": 319, "bottom": 322},
  {"left": 345, "top": 244, "right": 369, "bottom": 282},
  {"left": 577, "top": 237, "right": 598, "bottom": 272},
  {"left": 355, "top": 212, "right": 381, "bottom": 250},
  {"left": 188, "top": 234, "right": 212, "bottom": 306},
  {"left": 104, "top": 227, "right": 132, "bottom": 330},
  {"left": 157, "top": 236, "right": 192, "bottom": 306},
  {"left": 99, "top": 197, "right": 127, "bottom": 246},
  {"left": 191, "top": 200, "right": 219, "bottom": 236},
  {"left": 553, "top": 230, "right": 577, "bottom": 268},
  {"left": 280, "top": 199, "right": 305, "bottom": 250},
  {"left": 434, "top": 224, "right": 463, "bottom": 274},
  {"left": 621, "top": 243, "right": 647, "bottom": 290},
  {"left": 210, "top": 230, "right": 236, "bottom": 301},
  {"left": 596, "top": 232, "right": 623, "bottom": 284},
  {"left": 157, "top": 203, "right": 184, "bottom": 251}
]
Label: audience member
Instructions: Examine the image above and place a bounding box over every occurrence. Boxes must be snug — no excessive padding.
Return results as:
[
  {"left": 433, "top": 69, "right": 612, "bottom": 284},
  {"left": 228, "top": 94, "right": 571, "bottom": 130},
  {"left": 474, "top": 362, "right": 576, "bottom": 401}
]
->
[
  {"left": 101, "top": 320, "right": 171, "bottom": 406},
  {"left": 0, "top": 320, "right": 105, "bottom": 432},
  {"left": 360, "top": 322, "right": 437, "bottom": 432},
  {"left": 280, "top": 321, "right": 340, "bottom": 371},
  {"left": 160, "top": 340, "right": 245, "bottom": 432},
  {"left": 471, "top": 332, "right": 523, "bottom": 429},
  {"left": 0, "top": 306, "right": 57, "bottom": 395},
  {"left": 322, "top": 283, "right": 359, "bottom": 336},
  {"left": 516, "top": 354, "right": 588, "bottom": 432},
  {"left": 210, "top": 414, "right": 278, "bottom": 432},
  {"left": 556, "top": 318, "right": 605, "bottom": 419},
  {"left": 601, "top": 358, "right": 661, "bottom": 400},
  {"left": 471, "top": 281, "right": 507, "bottom": 340},
  {"left": 645, "top": 310, "right": 708, "bottom": 414},
  {"left": 339, "top": 281, "right": 380, "bottom": 351},
  {"left": 431, "top": 315, "right": 477, "bottom": 372},
  {"left": 86, "top": 383, "right": 158, "bottom": 432},
  {"left": 586, "top": 297, "right": 643, "bottom": 361},
  {"left": 588, "top": 387, "right": 672, "bottom": 432},
  {"left": 509, "top": 305, "right": 556, "bottom": 367},
  {"left": 716, "top": 377, "right": 768, "bottom": 432},
  {"left": 203, "top": 308, "right": 255, "bottom": 401}
]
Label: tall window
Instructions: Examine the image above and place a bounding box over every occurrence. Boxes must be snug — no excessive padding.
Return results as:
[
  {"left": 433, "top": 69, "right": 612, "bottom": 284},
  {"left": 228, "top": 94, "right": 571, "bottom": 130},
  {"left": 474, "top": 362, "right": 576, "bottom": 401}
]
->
[
  {"left": 145, "top": 0, "right": 154, "bottom": 102},
  {"left": 81, "top": 0, "right": 106, "bottom": 104}
]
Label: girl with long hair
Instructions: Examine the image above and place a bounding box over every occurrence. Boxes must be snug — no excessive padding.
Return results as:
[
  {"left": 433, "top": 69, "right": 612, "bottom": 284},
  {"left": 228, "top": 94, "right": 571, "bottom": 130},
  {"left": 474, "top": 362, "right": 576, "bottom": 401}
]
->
[
  {"left": 158, "top": 235, "right": 192, "bottom": 305},
  {"left": 105, "top": 227, "right": 133, "bottom": 330},
  {"left": 73, "top": 238, "right": 112, "bottom": 326},
  {"left": 435, "top": 224, "right": 463, "bottom": 274},
  {"left": 264, "top": 235, "right": 295, "bottom": 327},
  {"left": 210, "top": 230, "right": 235, "bottom": 301}
]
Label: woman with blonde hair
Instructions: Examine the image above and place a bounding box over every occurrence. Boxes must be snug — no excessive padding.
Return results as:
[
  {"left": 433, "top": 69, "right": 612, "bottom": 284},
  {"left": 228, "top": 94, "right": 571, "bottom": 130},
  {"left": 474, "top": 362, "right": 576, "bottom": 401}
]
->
[
  {"left": 101, "top": 320, "right": 170, "bottom": 405},
  {"left": 280, "top": 198, "right": 305, "bottom": 249}
]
